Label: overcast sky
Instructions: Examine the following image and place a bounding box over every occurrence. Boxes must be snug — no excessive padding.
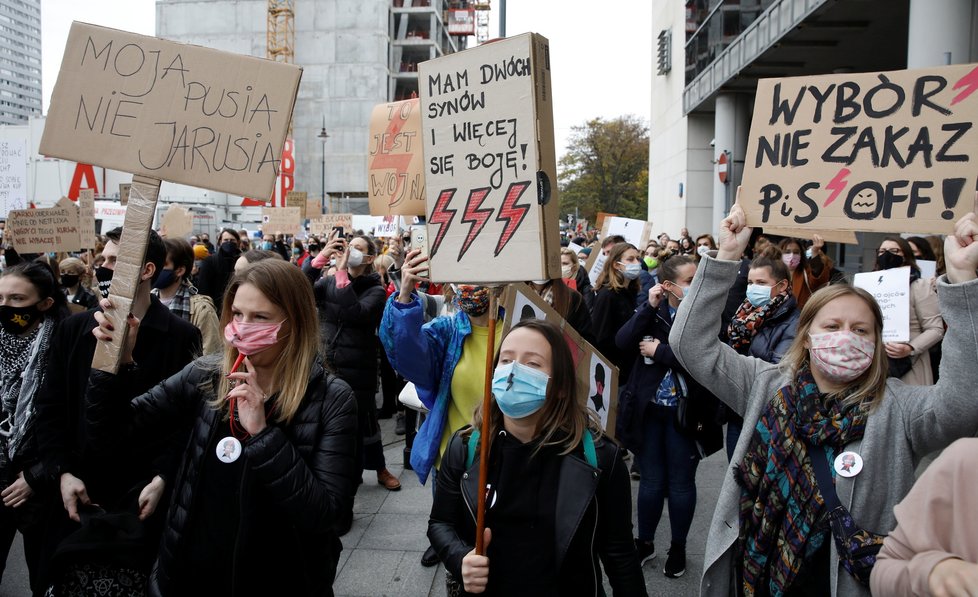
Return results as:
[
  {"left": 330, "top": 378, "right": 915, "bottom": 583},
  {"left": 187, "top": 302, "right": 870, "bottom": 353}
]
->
[{"left": 40, "top": 0, "right": 652, "bottom": 155}]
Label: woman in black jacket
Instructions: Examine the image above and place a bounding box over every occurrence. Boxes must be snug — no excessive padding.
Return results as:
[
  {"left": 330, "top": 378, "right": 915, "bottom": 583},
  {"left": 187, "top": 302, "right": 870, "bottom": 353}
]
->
[
  {"left": 86, "top": 259, "right": 359, "bottom": 596},
  {"left": 428, "top": 319, "right": 646, "bottom": 597},
  {"left": 591, "top": 242, "right": 642, "bottom": 385},
  {"left": 614, "top": 254, "right": 721, "bottom": 580},
  {"left": 312, "top": 233, "right": 398, "bottom": 491}
]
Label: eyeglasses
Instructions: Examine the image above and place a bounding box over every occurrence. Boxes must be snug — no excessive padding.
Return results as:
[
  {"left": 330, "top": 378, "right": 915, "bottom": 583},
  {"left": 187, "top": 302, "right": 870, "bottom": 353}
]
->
[{"left": 877, "top": 248, "right": 902, "bottom": 256}]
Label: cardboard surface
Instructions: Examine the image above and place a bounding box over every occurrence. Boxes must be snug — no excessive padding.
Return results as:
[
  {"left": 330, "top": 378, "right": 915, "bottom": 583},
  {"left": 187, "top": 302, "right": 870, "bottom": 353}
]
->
[
  {"left": 0, "top": 138, "right": 28, "bottom": 219},
  {"left": 368, "top": 99, "right": 426, "bottom": 216},
  {"left": 761, "top": 227, "right": 859, "bottom": 245},
  {"left": 119, "top": 183, "right": 131, "bottom": 206},
  {"left": 741, "top": 63, "right": 978, "bottom": 234},
  {"left": 6, "top": 197, "right": 83, "bottom": 253},
  {"left": 500, "top": 283, "right": 618, "bottom": 437},
  {"left": 41, "top": 22, "right": 302, "bottom": 200},
  {"left": 309, "top": 213, "right": 353, "bottom": 237},
  {"left": 306, "top": 197, "right": 321, "bottom": 220},
  {"left": 419, "top": 33, "right": 561, "bottom": 283},
  {"left": 160, "top": 204, "right": 193, "bottom": 239},
  {"left": 853, "top": 266, "right": 911, "bottom": 342},
  {"left": 78, "top": 189, "right": 97, "bottom": 249},
  {"left": 261, "top": 207, "right": 301, "bottom": 236},
  {"left": 285, "top": 191, "right": 308, "bottom": 220}
]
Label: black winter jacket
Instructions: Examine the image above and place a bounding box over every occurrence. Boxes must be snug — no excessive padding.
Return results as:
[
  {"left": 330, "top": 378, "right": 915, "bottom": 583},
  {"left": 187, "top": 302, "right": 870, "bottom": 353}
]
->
[
  {"left": 428, "top": 430, "right": 647, "bottom": 597},
  {"left": 84, "top": 359, "right": 359, "bottom": 597},
  {"left": 591, "top": 286, "right": 639, "bottom": 384}
]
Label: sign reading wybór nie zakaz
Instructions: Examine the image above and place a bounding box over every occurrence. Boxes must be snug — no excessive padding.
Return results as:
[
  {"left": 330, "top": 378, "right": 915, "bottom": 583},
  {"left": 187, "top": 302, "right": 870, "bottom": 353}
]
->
[
  {"left": 419, "top": 33, "right": 561, "bottom": 284},
  {"left": 740, "top": 63, "right": 978, "bottom": 234},
  {"left": 40, "top": 22, "right": 302, "bottom": 201}
]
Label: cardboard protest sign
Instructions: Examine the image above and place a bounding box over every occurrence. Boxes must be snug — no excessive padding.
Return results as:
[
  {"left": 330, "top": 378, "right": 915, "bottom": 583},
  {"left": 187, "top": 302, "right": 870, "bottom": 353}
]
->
[
  {"left": 594, "top": 212, "right": 616, "bottom": 232},
  {"left": 119, "top": 183, "right": 131, "bottom": 205},
  {"left": 501, "top": 283, "right": 618, "bottom": 437},
  {"left": 40, "top": 22, "right": 302, "bottom": 200},
  {"left": 6, "top": 197, "right": 83, "bottom": 253},
  {"left": 374, "top": 215, "right": 407, "bottom": 238},
  {"left": 78, "top": 189, "right": 97, "bottom": 249},
  {"left": 261, "top": 207, "right": 301, "bottom": 236},
  {"left": 160, "top": 204, "right": 193, "bottom": 239},
  {"left": 585, "top": 245, "right": 607, "bottom": 286},
  {"left": 368, "top": 99, "right": 426, "bottom": 216},
  {"left": 761, "top": 227, "right": 859, "bottom": 245},
  {"left": 741, "top": 63, "right": 978, "bottom": 234},
  {"left": 285, "top": 191, "right": 308, "bottom": 220},
  {"left": 306, "top": 197, "right": 321, "bottom": 219},
  {"left": 853, "top": 266, "right": 910, "bottom": 342},
  {"left": 309, "top": 213, "right": 353, "bottom": 237},
  {"left": 419, "top": 33, "right": 561, "bottom": 283},
  {"left": 917, "top": 259, "right": 937, "bottom": 279},
  {"left": 0, "top": 138, "right": 28, "bottom": 219},
  {"left": 602, "top": 216, "right": 653, "bottom": 249}
]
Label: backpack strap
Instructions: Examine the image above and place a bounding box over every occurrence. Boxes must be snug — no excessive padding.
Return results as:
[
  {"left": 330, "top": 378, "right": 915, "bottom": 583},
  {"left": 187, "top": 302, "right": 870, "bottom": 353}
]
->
[
  {"left": 465, "top": 428, "right": 598, "bottom": 469},
  {"left": 466, "top": 429, "right": 480, "bottom": 469}
]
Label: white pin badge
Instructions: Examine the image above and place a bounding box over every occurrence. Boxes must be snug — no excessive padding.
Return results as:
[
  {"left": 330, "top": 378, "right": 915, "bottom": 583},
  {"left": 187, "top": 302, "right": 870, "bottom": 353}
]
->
[
  {"left": 216, "top": 436, "right": 242, "bottom": 463},
  {"left": 834, "top": 451, "right": 863, "bottom": 478}
]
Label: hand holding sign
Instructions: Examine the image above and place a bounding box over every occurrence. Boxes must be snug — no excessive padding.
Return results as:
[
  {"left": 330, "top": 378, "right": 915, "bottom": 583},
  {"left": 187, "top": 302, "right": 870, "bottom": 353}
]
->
[{"left": 945, "top": 211, "right": 978, "bottom": 283}]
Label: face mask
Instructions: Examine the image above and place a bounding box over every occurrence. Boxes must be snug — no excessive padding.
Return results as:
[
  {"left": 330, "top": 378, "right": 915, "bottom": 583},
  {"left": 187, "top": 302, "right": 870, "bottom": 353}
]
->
[
  {"left": 60, "top": 274, "right": 79, "bottom": 289},
  {"left": 347, "top": 247, "right": 364, "bottom": 268},
  {"left": 876, "top": 252, "right": 904, "bottom": 271},
  {"left": 809, "top": 331, "right": 875, "bottom": 383},
  {"left": 452, "top": 284, "right": 491, "bottom": 316},
  {"left": 746, "top": 283, "right": 773, "bottom": 308},
  {"left": 666, "top": 283, "right": 690, "bottom": 302},
  {"left": 219, "top": 241, "right": 239, "bottom": 256},
  {"left": 152, "top": 268, "right": 177, "bottom": 290},
  {"left": 697, "top": 245, "right": 710, "bottom": 257},
  {"left": 292, "top": 248, "right": 301, "bottom": 256},
  {"left": 618, "top": 262, "right": 642, "bottom": 280},
  {"left": 805, "top": 248, "right": 813, "bottom": 259},
  {"left": 491, "top": 361, "right": 550, "bottom": 419},
  {"left": 95, "top": 266, "right": 114, "bottom": 299},
  {"left": 262, "top": 241, "right": 273, "bottom": 250},
  {"left": 0, "top": 303, "right": 41, "bottom": 335},
  {"left": 530, "top": 279, "right": 550, "bottom": 285},
  {"left": 643, "top": 256, "right": 658, "bottom": 270},
  {"left": 560, "top": 265, "right": 573, "bottom": 279},
  {"left": 782, "top": 254, "right": 801, "bottom": 270},
  {"left": 224, "top": 319, "right": 285, "bottom": 355}
]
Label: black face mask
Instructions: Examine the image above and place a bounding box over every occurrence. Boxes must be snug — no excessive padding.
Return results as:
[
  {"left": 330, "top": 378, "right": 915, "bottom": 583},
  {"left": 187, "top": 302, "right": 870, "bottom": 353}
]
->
[
  {"left": 0, "top": 303, "right": 41, "bottom": 335},
  {"left": 219, "top": 241, "right": 240, "bottom": 257},
  {"left": 60, "top": 274, "right": 80, "bottom": 289},
  {"left": 95, "top": 266, "right": 114, "bottom": 299},
  {"left": 876, "top": 252, "right": 905, "bottom": 271}
]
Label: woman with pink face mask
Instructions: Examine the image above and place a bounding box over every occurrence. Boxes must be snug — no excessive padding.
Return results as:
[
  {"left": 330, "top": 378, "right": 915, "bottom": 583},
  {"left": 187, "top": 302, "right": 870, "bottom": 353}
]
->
[
  {"left": 670, "top": 205, "right": 978, "bottom": 597},
  {"left": 85, "top": 259, "right": 359, "bottom": 596},
  {"left": 779, "top": 235, "right": 832, "bottom": 309}
]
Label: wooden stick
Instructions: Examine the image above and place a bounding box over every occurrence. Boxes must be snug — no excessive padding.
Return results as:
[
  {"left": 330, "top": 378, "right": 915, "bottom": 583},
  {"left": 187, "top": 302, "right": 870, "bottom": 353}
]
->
[{"left": 474, "top": 290, "right": 499, "bottom": 556}]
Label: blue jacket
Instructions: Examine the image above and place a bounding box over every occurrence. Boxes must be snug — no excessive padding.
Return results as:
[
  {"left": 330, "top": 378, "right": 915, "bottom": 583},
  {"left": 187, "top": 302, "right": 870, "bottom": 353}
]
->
[{"left": 379, "top": 293, "right": 471, "bottom": 484}]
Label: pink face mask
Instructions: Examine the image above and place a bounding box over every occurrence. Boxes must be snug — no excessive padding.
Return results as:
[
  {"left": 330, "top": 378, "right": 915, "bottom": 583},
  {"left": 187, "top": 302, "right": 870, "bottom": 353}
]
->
[
  {"left": 782, "top": 254, "right": 801, "bottom": 270},
  {"left": 224, "top": 320, "right": 284, "bottom": 355},
  {"left": 809, "top": 331, "right": 875, "bottom": 383}
]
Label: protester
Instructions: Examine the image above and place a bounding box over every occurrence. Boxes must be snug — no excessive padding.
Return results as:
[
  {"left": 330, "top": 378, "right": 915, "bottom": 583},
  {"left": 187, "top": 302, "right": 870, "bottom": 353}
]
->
[
  {"left": 33, "top": 228, "right": 201, "bottom": 594},
  {"left": 874, "top": 236, "right": 944, "bottom": 385},
  {"left": 678, "top": 237, "right": 694, "bottom": 255},
  {"left": 195, "top": 228, "right": 241, "bottom": 316},
  {"left": 925, "top": 235, "right": 947, "bottom": 277},
  {"left": 57, "top": 257, "right": 98, "bottom": 310},
  {"left": 234, "top": 248, "right": 284, "bottom": 273},
  {"left": 671, "top": 205, "right": 978, "bottom": 597},
  {"left": 722, "top": 244, "right": 799, "bottom": 459},
  {"left": 291, "top": 239, "right": 310, "bottom": 267},
  {"left": 870, "top": 438, "right": 978, "bottom": 596},
  {"left": 559, "top": 247, "right": 579, "bottom": 289},
  {"left": 905, "top": 236, "right": 938, "bottom": 266},
  {"left": 380, "top": 248, "right": 501, "bottom": 568},
  {"left": 428, "top": 319, "right": 647, "bottom": 596},
  {"left": 0, "top": 262, "right": 69, "bottom": 589},
  {"left": 152, "top": 238, "right": 222, "bottom": 354},
  {"left": 615, "top": 254, "right": 721, "bottom": 579},
  {"left": 84, "top": 258, "right": 358, "bottom": 596},
  {"left": 694, "top": 234, "right": 716, "bottom": 261},
  {"left": 310, "top": 232, "right": 396, "bottom": 498},
  {"left": 525, "top": 277, "right": 593, "bottom": 343},
  {"left": 779, "top": 235, "right": 832, "bottom": 309},
  {"left": 591, "top": 242, "right": 641, "bottom": 384}
]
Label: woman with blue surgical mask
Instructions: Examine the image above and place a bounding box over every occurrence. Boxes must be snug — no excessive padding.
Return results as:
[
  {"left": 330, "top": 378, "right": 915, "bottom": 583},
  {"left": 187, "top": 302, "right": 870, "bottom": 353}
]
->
[
  {"left": 428, "top": 319, "right": 647, "bottom": 596},
  {"left": 722, "top": 245, "right": 800, "bottom": 459},
  {"left": 592, "top": 242, "right": 642, "bottom": 385}
]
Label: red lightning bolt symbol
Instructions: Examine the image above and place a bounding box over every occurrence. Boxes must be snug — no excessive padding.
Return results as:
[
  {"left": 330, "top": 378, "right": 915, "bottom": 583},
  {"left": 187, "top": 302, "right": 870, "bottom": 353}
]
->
[
  {"left": 369, "top": 103, "right": 414, "bottom": 207},
  {"left": 428, "top": 189, "right": 457, "bottom": 258},
  {"left": 458, "top": 188, "right": 493, "bottom": 261},
  {"left": 951, "top": 65, "right": 978, "bottom": 105},
  {"left": 494, "top": 181, "right": 531, "bottom": 256},
  {"left": 823, "top": 167, "right": 851, "bottom": 207}
]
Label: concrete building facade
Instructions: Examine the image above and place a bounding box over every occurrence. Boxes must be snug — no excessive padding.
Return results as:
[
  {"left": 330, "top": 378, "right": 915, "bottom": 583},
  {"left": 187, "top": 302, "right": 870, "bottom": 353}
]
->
[
  {"left": 650, "top": 0, "right": 978, "bottom": 268},
  {"left": 0, "top": 0, "right": 41, "bottom": 125}
]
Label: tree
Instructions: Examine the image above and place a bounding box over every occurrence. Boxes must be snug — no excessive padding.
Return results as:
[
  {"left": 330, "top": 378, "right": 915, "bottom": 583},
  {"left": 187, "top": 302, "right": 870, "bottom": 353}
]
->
[{"left": 558, "top": 115, "right": 649, "bottom": 224}]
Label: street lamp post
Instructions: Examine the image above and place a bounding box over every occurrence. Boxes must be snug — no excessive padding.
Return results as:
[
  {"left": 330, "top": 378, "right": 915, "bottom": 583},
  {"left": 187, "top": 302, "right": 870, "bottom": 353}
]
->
[{"left": 318, "top": 115, "right": 330, "bottom": 214}]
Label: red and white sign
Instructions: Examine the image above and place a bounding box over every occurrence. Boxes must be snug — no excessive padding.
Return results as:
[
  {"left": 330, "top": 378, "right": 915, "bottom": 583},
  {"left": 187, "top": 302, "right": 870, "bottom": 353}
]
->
[{"left": 717, "top": 151, "right": 729, "bottom": 185}]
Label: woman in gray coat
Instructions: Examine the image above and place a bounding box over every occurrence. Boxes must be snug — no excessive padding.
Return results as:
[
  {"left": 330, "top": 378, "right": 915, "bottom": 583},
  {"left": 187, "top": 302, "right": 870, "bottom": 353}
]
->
[{"left": 670, "top": 205, "right": 978, "bottom": 597}]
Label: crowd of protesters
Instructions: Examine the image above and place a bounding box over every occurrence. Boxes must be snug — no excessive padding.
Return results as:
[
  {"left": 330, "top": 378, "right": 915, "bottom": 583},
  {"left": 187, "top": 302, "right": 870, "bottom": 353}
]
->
[{"left": 0, "top": 206, "right": 976, "bottom": 597}]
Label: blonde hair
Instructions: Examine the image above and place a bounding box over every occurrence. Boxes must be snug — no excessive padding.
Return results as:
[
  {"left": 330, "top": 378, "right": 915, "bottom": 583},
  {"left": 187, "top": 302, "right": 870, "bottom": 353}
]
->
[
  {"left": 778, "top": 284, "right": 888, "bottom": 410},
  {"left": 374, "top": 253, "right": 394, "bottom": 274},
  {"left": 559, "top": 247, "right": 579, "bottom": 277},
  {"left": 594, "top": 242, "right": 639, "bottom": 292},
  {"left": 215, "top": 259, "right": 320, "bottom": 423}
]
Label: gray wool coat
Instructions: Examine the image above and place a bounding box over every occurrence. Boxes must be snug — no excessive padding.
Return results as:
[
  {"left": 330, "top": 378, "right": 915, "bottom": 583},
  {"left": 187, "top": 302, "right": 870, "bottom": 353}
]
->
[{"left": 669, "top": 256, "right": 978, "bottom": 597}]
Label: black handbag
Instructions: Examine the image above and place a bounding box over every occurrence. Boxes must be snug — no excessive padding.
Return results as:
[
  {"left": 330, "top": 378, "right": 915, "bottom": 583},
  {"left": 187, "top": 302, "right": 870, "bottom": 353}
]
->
[{"left": 887, "top": 355, "right": 913, "bottom": 378}]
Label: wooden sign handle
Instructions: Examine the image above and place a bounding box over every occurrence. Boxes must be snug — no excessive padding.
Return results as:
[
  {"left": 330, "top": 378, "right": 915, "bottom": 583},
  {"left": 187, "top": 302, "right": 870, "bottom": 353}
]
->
[{"left": 474, "top": 290, "right": 499, "bottom": 556}]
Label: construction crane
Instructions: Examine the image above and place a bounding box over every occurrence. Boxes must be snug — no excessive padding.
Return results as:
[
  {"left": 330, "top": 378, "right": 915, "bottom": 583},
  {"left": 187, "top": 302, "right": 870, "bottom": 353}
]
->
[{"left": 266, "top": 0, "right": 295, "bottom": 207}]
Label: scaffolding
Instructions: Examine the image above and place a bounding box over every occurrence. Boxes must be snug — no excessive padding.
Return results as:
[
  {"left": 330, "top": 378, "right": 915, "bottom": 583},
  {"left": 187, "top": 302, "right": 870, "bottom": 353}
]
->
[{"left": 267, "top": 0, "right": 295, "bottom": 64}]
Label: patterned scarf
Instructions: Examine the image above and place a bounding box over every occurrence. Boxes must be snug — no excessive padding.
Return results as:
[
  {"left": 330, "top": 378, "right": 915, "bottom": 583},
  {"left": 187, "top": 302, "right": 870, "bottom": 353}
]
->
[
  {"left": 0, "top": 317, "right": 54, "bottom": 462},
  {"left": 734, "top": 365, "right": 867, "bottom": 596},
  {"left": 727, "top": 290, "right": 789, "bottom": 353},
  {"left": 153, "top": 281, "right": 193, "bottom": 321}
]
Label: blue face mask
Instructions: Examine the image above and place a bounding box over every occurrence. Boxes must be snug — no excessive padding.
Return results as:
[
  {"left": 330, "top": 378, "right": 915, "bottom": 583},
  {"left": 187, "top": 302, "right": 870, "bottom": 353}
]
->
[
  {"left": 491, "top": 361, "right": 550, "bottom": 419},
  {"left": 666, "top": 283, "right": 690, "bottom": 302},
  {"left": 262, "top": 241, "right": 273, "bottom": 250},
  {"left": 745, "top": 283, "right": 773, "bottom": 308},
  {"left": 618, "top": 262, "right": 642, "bottom": 280}
]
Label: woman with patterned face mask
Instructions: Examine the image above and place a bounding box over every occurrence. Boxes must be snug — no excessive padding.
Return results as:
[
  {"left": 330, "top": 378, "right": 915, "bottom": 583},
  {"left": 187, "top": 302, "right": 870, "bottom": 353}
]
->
[
  {"left": 428, "top": 319, "right": 648, "bottom": 596},
  {"left": 592, "top": 242, "right": 642, "bottom": 386},
  {"left": 670, "top": 204, "right": 978, "bottom": 597},
  {"left": 0, "top": 262, "right": 69, "bottom": 590}
]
